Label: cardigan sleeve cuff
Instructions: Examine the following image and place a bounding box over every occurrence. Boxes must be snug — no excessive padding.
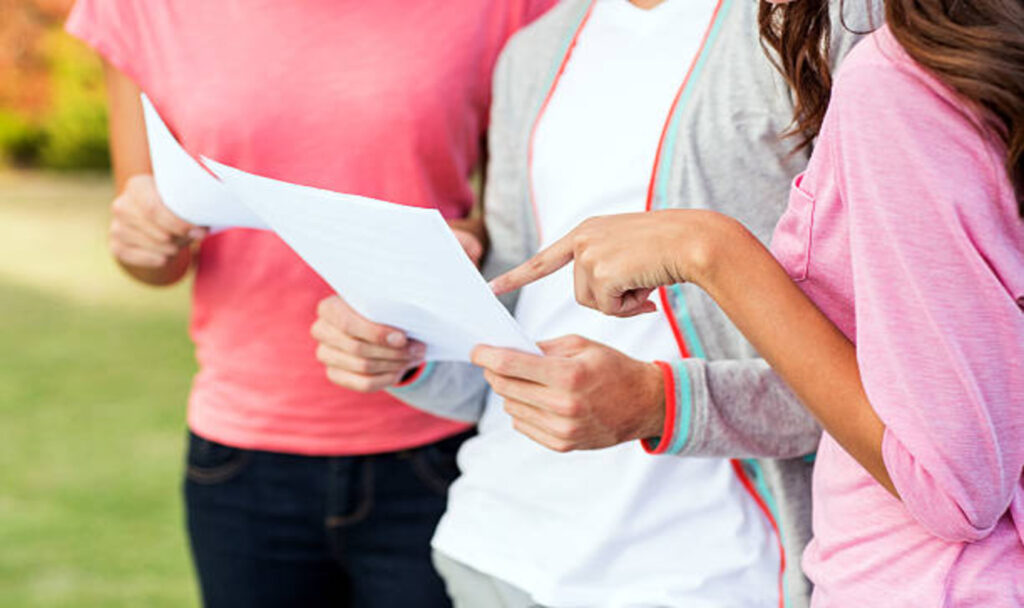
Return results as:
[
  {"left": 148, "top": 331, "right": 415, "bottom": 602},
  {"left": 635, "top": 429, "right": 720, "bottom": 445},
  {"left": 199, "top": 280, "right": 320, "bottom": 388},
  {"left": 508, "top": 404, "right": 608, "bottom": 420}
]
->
[
  {"left": 392, "top": 361, "right": 435, "bottom": 391},
  {"left": 641, "top": 360, "right": 692, "bottom": 455}
]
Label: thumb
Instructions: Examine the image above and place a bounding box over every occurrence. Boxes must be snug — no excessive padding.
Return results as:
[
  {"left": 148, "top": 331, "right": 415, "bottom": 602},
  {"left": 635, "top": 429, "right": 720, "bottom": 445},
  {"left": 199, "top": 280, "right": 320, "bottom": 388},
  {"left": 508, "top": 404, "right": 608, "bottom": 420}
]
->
[
  {"left": 608, "top": 288, "right": 658, "bottom": 317},
  {"left": 537, "top": 334, "right": 591, "bottom": 357},
  {"left": 452, "top": 228, "right": 483, "bottom": 266}
]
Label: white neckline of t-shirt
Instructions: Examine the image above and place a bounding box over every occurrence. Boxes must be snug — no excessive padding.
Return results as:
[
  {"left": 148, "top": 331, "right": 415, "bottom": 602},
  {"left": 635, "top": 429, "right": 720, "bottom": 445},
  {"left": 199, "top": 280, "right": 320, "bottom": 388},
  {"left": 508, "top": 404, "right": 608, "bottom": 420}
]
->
[{"left": 598, "top": 0, "right": 703, "bottom": 26}]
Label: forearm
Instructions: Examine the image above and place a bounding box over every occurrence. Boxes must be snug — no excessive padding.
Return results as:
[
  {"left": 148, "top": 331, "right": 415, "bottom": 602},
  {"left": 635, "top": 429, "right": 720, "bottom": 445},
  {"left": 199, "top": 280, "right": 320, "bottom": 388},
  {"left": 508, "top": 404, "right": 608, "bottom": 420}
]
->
[
  {"left": 690, "top": 214, "right": 895, "bottom": 495},
  {"left": 105, "top": 60, "right": 192, "bottom": 287},
  {"left": 104, "top": 60, "right": 149, "bottom": 192}
]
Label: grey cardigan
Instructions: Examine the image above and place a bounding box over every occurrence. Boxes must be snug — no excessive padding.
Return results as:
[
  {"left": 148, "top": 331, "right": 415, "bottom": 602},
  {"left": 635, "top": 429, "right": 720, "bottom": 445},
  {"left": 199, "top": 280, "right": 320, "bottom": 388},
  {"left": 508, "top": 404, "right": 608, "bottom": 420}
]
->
[{"left": 390, "top": 1, "right": 874, "bottom": 606}]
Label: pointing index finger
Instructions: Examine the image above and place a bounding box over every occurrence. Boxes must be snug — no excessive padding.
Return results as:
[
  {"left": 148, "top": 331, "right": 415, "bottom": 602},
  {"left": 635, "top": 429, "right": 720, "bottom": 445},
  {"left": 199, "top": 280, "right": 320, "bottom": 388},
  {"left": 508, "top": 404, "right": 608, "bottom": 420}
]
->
[{"left": 489, "top": 234, "right": 574, "bottom": 295}]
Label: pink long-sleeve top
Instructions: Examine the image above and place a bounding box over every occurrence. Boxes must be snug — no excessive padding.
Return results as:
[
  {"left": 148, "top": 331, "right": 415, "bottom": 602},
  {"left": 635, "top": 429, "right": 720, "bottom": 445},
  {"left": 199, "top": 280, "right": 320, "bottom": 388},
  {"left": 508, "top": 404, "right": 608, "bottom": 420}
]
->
[{"left": 771, "top": 26, "right": 1024, "bottom": 606}]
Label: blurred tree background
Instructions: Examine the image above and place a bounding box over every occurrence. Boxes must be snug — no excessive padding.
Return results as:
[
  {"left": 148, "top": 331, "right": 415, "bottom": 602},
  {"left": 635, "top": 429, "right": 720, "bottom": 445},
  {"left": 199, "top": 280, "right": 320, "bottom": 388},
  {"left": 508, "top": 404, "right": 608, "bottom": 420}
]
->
[
  {"left": 0, "top": 0, "right": 108, "bottom": 169},
  {"left": 2, "top": 2, "right": 198, "bottom": 606}
]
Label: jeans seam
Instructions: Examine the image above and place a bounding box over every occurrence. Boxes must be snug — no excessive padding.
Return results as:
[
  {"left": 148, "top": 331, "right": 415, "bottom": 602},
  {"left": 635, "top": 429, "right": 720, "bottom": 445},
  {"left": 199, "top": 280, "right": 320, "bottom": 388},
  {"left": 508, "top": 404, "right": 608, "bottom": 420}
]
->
[
  {"left": 186, "top": 450, "right": 253, "bottom": 485},
  {"left": 409, "top": 449, "right": 454, "bottom": 496}
]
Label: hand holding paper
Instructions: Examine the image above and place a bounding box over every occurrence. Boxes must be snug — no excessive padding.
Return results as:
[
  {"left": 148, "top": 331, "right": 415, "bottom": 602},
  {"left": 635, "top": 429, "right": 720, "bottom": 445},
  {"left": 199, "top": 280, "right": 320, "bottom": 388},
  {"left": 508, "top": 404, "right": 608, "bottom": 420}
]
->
[
  {"left": 311, "top": 294, "right": 427, "bottom": 391},
  {"left": 202, "top": 157, "right": 538, "bottom": 361},
  {"left": 141, "top": 93, "right": 267, "bottom": 230},
  {"left": 109, "top": 174, "right": 205, "bottom": 270},
  {"left": 142, "top": 92, "right": 537, "bottom": 362}
]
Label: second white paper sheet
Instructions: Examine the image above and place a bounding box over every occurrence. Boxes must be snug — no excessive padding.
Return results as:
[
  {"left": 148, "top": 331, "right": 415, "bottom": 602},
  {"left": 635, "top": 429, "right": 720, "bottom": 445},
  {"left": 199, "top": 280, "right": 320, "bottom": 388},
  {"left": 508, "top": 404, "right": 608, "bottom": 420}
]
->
[{"left": 202, "top": 157, "right": 539, "bottom": 362}]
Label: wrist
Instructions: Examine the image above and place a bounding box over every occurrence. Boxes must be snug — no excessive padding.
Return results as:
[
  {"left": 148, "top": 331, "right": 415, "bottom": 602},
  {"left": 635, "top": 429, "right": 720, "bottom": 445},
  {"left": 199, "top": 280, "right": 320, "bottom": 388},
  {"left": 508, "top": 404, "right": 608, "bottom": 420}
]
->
[
  {"left": 634, "top": 361, "right": 667, "bottom": 441},
  {"left": 665, "top": 210, "right": 739, "bottom": 289},
  {"left": 639, "top": 361, "right": 680, "bottom": 454},
  {"left": 120, "top": 246, "right": 192, "bottom": 286}
]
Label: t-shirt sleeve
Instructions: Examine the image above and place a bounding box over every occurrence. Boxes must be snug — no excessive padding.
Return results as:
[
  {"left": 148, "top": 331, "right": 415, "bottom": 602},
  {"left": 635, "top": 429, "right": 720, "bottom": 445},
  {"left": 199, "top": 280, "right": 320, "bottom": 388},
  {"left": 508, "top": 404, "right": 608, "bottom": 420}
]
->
[
  {"left": 65, "top": 0, "right": 145, "bottom": 86},
  {"left": 504, "top": 0, "right": 556, "bottom": 42},
  {"left": 524, "top": 0, "right": 558, "bottom": 22},
  {"left": 830, "top": 58, "right": 1024, "bottom": 543}
]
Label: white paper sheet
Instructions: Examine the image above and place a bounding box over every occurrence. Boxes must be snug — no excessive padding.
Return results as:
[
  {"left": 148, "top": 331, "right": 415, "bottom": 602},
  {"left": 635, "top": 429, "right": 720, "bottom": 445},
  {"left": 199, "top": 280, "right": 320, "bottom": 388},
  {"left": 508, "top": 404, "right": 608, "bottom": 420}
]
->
[
  {"left": 202, "top": 157, "right": 539, "bottom": 362},
  {"left": 141, "top": 93, "right": 267, "bottom": 230}
]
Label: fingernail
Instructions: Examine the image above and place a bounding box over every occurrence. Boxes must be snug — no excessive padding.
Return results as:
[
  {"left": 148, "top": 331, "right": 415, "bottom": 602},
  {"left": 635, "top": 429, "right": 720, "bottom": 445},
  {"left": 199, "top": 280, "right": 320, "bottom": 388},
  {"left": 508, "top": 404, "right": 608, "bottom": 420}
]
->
[
  {"left": 187, "top": 228, "right": 205, "bottom": 240},
  {"left": 409, "top": 343, "right": 426, "bottom": 357},
  {"left": 488, "top": 280, "right": 500, "bottom": 293},
  {"left": 387, "top": 332, "right": 406, "bottom": 347}
]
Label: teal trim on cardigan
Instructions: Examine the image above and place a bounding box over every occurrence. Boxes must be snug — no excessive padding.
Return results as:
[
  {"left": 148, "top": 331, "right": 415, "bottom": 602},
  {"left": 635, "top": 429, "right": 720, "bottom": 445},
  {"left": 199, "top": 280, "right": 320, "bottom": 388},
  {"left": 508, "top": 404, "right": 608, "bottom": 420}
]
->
[
  {"left": 390, "top": 361, "right": 436, "bottom": 393},
  {"left": 653, "top": 0, "right": 734, "bottom": 205},
  {"left": 669, "top": 284, "right": 708, "bottom": 360},
  {"left": 745, "top": 458, "right": 791, "bottom": 608},
  {"left": 649, "top": 0, "right": 734, "bottom": 363},
  {"left": 665, "top": 360, "right": 693, "bottom": 454}
]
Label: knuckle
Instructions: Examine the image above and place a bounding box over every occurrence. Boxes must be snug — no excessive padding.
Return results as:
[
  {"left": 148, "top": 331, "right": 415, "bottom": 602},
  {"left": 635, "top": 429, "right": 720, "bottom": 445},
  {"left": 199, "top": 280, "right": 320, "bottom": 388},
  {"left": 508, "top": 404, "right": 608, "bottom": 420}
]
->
[
  {"left": 492, "top": 354, "right": 514, "bottom": 375},
  {"left": 316, "top": 297, "right": 331, "bottom": 318},
  {"left": 562, "top": 397, "right": 583, "bottom": 417},
  {"left": 111, "top": 195, "right": 129, "bottom": 214},
  {"left": 325, "top": 367, "right": 346, "bottom": 387},
  {"left": 350, "top": 340, "right": 369, "bottom": 357},
  {"left": 486, "top": 354, "right": 506, "bottom": 374},
  {"left": 485, "top": 371, "right": 506, "bottom": 394},
  {"left": 354, "top": 376, "right": 377, "bottom": 393},
  {"left": 551, "top": 440, "right": 573, "bottom": 454},
  {"left": 309, "top": 319, "right": 327, "bottom": 341},
  {"left": 373, "top": 326, "right": 394, "bottom": 345},
  {"left": 502, "top": 399, "right": 517, "bottom": 416},
  {"left": 139, "top": 188, "right": 159, "bottom": 212},
  {"left": 592, "top": 263, "right": 613, "bottom": 282},
  {"left": 557, "top": 421, "right": 582, "bottom": 441},
  {"left": 563, "top": 366, "right": 586, "bottom": 390},
  {"left": 337, "top": 315, "right": 356, "bottom": 337}
]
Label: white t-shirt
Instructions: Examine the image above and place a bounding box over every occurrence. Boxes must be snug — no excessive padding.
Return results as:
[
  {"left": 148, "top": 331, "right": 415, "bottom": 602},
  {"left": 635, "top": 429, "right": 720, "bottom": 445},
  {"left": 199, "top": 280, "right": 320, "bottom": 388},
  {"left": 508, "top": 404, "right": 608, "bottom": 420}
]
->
[{"left": 433, "top": 1, "right": 778, "bottom": 606}]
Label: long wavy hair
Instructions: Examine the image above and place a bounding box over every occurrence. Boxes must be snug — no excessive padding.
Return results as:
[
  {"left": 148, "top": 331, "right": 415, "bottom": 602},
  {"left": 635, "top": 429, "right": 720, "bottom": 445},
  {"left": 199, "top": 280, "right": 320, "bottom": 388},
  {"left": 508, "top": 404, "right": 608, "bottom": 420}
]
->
[{"left": 758, "top": 0, "right": 1024, "bottom": 217}]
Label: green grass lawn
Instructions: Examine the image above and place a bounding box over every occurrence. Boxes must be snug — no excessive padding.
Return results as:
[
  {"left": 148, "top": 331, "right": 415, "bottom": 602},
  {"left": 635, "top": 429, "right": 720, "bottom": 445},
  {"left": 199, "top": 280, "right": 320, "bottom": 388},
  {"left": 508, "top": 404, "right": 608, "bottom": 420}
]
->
[{"left": 0, "top": 171, "right": 199, "bottom": 607}]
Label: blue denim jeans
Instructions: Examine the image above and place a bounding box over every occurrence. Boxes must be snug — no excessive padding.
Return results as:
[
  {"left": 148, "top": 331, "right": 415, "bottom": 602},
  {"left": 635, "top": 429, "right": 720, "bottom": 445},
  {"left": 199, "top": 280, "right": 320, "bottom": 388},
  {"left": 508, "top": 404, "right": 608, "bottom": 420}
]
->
[{"left": 184, "top": 429, "right": 470, "bottom": 608}]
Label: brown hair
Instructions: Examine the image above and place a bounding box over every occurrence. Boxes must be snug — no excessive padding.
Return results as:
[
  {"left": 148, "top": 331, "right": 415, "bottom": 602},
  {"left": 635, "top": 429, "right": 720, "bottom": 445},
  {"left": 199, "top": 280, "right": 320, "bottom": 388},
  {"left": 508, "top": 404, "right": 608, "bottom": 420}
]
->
[{"left": 758, "top": 0, "right": 1024, "bottom": 217}]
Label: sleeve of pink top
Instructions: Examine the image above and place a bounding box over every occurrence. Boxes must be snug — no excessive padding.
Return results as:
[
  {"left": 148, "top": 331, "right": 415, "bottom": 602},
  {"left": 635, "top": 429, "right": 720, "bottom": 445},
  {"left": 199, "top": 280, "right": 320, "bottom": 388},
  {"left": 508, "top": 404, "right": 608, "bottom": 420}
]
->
[
  {"left": 830, "top": 60, "right": 1024, "bottom": 543},
  {"left": 524, "top": 0, "right": 559, "bottom": 23},
  {"left": 65, "top": 0, "right": 144, "bottom": 85}
]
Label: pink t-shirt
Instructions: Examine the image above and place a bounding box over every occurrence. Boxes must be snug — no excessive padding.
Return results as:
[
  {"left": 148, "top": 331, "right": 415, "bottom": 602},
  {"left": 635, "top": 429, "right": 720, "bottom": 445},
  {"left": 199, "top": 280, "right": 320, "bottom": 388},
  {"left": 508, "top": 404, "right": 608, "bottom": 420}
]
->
[
  {"left": 772, "top": 27, "right": 1024, "bottom": 606},
  {"left": 67, "top": 0, "right": 553, "bottom": 455}
]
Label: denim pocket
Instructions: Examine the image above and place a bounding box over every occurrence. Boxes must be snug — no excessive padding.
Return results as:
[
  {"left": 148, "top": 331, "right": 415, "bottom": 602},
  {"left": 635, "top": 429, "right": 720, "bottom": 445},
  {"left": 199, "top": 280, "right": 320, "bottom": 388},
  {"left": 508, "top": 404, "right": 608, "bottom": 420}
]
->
[
  {"left": 408, "top": 432, "right": 469, "bottom": 496},
  {"left": 185, "top": 432, "right": 252, "bottom": 485}
]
